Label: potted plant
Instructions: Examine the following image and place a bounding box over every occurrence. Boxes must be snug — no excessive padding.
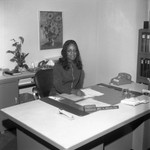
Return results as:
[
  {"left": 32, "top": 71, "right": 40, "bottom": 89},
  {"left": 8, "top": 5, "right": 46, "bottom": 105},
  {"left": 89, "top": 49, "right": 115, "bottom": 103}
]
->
[{"left": 7, "top": 36, "right": 29, "bottom": 72}]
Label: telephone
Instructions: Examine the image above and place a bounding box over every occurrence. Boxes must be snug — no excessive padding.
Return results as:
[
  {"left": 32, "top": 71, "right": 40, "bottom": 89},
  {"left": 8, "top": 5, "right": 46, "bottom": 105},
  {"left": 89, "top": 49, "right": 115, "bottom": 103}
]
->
[
  {"left": 38, "top": 59, "right": 54, "bottom": 69},
  {"left": 110, "top": 73, "right": 132, "bottom": 86},
  {"left": 38, "top": 60, "right": 49, "bottom": 68}
]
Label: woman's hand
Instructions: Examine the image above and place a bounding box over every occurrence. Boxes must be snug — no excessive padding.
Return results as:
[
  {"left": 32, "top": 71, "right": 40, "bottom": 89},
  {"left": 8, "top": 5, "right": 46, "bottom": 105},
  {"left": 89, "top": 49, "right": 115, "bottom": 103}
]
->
[{"left": 71, "top": 89, "right": 85, "bottom": 97}]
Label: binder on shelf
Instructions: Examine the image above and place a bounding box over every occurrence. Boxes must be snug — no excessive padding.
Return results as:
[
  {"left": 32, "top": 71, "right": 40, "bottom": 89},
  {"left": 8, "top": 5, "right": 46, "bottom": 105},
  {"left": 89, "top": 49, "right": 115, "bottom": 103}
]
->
[
  {"left": 141, "top": 34, "right": 146, "bottom": 52},
  {"left": 144, "top": 58, "right": 149, "bottom": 77},
  {"left": 146, "top": 34, "right": 150, "bottom": 53},
  {"left": 140, "top": 58, "right": 144, "bottom": 77},
  {"left": 148, "top": 59, "right": 150, "bottom": 71},
  {"left": 143, "top": 59, "right": 146, "bottom": 77},
  {"left": 146, "top": 59, "right": 148, "bottom": 71},
  {"left": 144, "top": 59, "right": 148, "bottom": 77}
]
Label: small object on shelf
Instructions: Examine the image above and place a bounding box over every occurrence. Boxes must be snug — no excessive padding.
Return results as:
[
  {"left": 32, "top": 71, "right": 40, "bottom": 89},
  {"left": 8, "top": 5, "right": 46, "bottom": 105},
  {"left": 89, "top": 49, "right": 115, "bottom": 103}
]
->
[{"left": 4, "top": 70, "right": 22, "bottom": 76}]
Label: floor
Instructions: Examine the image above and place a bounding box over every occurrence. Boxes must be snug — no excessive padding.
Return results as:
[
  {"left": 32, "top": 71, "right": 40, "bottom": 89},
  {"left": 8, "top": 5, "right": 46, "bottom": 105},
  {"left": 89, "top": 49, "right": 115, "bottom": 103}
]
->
[{"left": 0, "top": 129, "right": 17, "bottom": 150}]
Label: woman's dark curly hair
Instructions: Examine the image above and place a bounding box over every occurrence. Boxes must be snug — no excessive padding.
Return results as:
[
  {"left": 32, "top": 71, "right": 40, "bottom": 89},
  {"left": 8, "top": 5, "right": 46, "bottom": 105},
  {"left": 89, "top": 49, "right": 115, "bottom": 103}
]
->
[{"left": 58, "top": 40, "right": 83, "bottom": 70}]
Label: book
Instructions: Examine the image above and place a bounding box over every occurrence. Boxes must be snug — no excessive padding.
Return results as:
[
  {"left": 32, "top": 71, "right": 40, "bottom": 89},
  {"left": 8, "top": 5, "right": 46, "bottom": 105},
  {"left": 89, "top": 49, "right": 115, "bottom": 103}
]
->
[
  {"left": 141, "top": 34, "right": 146, "bottom": 52},
  {"left": 4, "top": 70, "right": 22, "bottom": 76},
  {"left": 146, "top": 34, "right": 150, "bottom": 53},
  {"left": 140, "top": 58, "right": 144, "bottom": 76}
]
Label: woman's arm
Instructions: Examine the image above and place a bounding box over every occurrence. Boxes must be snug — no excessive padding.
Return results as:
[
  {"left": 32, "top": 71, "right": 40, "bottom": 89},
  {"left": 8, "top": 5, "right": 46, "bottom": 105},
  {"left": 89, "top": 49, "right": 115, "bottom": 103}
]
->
[
  {"left": 75, "top": 70, "right": 84, "bottom": 89},
  {"left": 72, "top": 70, "right": 85, "bottom": 96}
]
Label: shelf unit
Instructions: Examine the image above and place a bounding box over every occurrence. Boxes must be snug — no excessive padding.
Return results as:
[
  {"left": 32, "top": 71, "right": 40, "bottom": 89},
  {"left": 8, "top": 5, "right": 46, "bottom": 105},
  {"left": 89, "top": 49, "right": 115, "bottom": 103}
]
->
[
  {"left": 136, "top": 29, "right": 150, "bottom": 84},
  {"left": 0, "top": 79, "right": 19, "bottom": 133},
  {"left": 0, "top": 71, "right": 35, "bottom": 133}
]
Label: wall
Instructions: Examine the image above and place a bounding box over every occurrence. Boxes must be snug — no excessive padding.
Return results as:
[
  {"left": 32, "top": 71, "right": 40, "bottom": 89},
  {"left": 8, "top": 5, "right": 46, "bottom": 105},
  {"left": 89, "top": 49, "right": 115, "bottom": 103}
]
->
[
  {"left": 0, "top": 0, "right": 148, "bottom": 87},
  {"left": 96, "top": 0, "right": 148, "bottom": 84}
]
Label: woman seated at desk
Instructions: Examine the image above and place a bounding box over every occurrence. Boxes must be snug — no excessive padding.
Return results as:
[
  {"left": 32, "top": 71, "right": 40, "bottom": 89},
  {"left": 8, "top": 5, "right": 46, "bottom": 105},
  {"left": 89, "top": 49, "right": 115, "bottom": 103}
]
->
[{"left": 53, "top": 40, "right": 85, "bottom": 96}]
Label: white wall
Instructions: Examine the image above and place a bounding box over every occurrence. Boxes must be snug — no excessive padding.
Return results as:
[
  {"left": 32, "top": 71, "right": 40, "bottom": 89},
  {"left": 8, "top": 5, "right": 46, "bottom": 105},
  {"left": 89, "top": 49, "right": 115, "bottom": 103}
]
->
[
  {"left": 0, "top": 0, "right": 148, "bottom": 87},
  {"left": 96, "top": 0, "right": 148, "bottom": 84}
]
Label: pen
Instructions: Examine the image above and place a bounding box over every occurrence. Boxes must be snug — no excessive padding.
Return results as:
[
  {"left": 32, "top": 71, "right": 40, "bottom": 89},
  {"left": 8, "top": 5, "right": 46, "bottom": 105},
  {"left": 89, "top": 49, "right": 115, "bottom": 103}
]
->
[{"left": 58, "top": 109, "right": 74, "bottom": 120}]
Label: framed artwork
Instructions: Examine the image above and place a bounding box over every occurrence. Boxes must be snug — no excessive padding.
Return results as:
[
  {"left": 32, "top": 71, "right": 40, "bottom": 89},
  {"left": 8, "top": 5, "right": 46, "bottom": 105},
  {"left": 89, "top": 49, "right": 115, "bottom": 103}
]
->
[{"left": 39, "top": 11, "right": 63, "bottom": 50}]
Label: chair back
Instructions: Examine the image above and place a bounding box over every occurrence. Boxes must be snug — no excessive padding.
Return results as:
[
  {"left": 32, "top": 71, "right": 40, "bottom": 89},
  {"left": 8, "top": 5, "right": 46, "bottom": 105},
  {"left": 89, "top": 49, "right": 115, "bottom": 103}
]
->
[{"left": 34, "top": 69, "right": 53, "bottom": 98}]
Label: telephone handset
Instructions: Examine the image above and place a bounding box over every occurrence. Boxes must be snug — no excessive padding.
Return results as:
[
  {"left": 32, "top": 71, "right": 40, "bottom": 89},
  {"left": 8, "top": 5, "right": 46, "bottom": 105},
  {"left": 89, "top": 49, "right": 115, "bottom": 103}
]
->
[
  {"left": 110, "top": 73, "right": 132, "bottom": 86},
  {"left": 38, "top": 60, "right": 49, "bottom": 68}
]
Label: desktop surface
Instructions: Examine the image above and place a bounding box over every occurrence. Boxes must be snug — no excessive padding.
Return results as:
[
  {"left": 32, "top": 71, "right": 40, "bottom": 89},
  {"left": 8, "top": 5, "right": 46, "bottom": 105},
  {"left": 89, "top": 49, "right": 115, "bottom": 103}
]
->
[
  {"left": 1, "top": 83, "right": 150, "bottom": 150},
  {"left": 0, "top": 71, "right": 35, "bottom": 84}
]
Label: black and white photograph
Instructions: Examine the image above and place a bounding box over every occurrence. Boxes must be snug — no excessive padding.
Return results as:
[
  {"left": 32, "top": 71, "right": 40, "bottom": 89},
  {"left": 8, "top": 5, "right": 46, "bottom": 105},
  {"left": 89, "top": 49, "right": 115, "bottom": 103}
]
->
[{"left": 0, "top": 0, "right": 150, "bottom": 150}]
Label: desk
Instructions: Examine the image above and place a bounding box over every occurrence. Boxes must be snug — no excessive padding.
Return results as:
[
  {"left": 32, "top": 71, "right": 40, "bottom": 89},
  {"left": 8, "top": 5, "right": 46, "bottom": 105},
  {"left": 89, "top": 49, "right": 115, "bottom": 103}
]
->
[
  {"left": 0, "top": 71, "right": 35, "bottom": 132},
  {"left": 0, "top": 71, "right": 35, "bottom": 83},
  {"left": 1, "top": 84, "right": 150, "bottom": 150},
  {"left": 109, "top": 82, "right": 148, "bottom": 93}
]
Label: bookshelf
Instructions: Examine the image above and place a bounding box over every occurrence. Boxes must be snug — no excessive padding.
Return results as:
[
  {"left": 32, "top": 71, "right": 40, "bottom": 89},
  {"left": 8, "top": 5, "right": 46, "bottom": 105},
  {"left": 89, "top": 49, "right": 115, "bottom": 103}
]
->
[{"left": 136, "top": 29, "right": 150, "bottom": 84}]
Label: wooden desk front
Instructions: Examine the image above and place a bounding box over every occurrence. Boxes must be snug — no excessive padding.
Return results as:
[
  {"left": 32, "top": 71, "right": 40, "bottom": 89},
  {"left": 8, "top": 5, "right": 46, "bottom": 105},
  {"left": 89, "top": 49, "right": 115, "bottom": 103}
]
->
[{"left": 1, "top": 84, "right": 150, "bottom": 150}]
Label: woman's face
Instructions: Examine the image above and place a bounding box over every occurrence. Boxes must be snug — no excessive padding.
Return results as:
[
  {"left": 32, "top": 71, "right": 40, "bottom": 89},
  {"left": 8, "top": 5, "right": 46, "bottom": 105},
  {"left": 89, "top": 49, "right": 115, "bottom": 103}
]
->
[{"left": 67, "top": 44, "right": 77, "bottom": 61}]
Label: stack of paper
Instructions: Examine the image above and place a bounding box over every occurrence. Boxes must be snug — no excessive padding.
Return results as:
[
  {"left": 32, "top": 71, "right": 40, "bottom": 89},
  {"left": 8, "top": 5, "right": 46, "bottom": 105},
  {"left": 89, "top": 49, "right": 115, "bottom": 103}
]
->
[
  {"left": 77, "top": 98, "right": 110, "bottom": 107},
  {"left": 81, "top": 88, "right": 104, "bottom": 98},
  {"left": 121, "top": 96, "right": 149, "bottom": 106}
]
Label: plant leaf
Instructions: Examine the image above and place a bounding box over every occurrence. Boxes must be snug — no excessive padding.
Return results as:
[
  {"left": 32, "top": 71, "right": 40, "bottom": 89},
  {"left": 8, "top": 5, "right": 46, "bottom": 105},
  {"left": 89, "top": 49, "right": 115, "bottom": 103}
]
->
[
  {"left": 6, "top": 50, "right": 15, "bottom": 54},
  {"left": 24, "top": 53, "right": 29, "bottom": 58},
  {"left": 7, "top": 36, "right": 29, "bottom": 68},
  {"left": 19, "top": 36, "right": 24, "bottom": 44},
  {"left": 11, "top": 39, "right": 16, "bottom": 42},
  {"left": 10, "top": 58, "right": 16, "bottom": 62},
  {"left": 12, "top": 42, "right": 18, "bottom": 47},
  {"left": 16, "top": 44, "right": 21, "bottom": 52}
]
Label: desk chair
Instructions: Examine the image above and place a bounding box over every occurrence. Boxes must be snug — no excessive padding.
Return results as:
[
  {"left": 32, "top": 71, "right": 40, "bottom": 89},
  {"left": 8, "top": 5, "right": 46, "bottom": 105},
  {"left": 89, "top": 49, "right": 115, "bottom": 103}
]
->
[
  {"left": 33, "top": 69, "right": 53, "bottom": 99},
  {"left": 19, "top": 93, "right": 35, "bottom": 103}
]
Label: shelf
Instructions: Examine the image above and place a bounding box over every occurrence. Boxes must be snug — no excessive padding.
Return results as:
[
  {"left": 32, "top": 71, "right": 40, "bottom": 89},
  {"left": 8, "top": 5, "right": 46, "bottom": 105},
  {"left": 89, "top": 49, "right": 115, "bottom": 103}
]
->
[
  {"left": 19, "top": 78, "right": 35, "bottom": 89},
  {"left": 19, "top": 82, "right": 35, "bottom": 89},
  {"left": 137, "top": 29, "right": 150, "bottom": 84}
]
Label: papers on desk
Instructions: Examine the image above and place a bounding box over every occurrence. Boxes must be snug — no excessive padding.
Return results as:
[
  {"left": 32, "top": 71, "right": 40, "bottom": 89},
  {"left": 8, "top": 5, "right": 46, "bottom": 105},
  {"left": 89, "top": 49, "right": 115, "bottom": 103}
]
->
[
  {"left": 76, "top": 98, "right": 110, "bottom": 107},
  {"left": 121, "top": 95, "right": 150, "bottom": 106},
  {"left": 59, "top": 93, "right": 83, "bottom": 102},
  {"left": 19, "top": 78, "right": 34, "bottom": 86},
  {"left": 81, "top": 88, "right": 104, "bottom": 97},
  {"left": 48, "top": 96, "right": 64, "bottom": 101},
  {"left": 60, "top": 88, "right": 104, "bottom": 102}
]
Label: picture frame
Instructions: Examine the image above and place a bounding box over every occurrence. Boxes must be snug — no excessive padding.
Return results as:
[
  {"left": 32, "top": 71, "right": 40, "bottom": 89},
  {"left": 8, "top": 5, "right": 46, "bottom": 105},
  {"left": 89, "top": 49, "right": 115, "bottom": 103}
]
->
[{"left": 39, "top": 11, "right": 63, "bottom": 50}]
